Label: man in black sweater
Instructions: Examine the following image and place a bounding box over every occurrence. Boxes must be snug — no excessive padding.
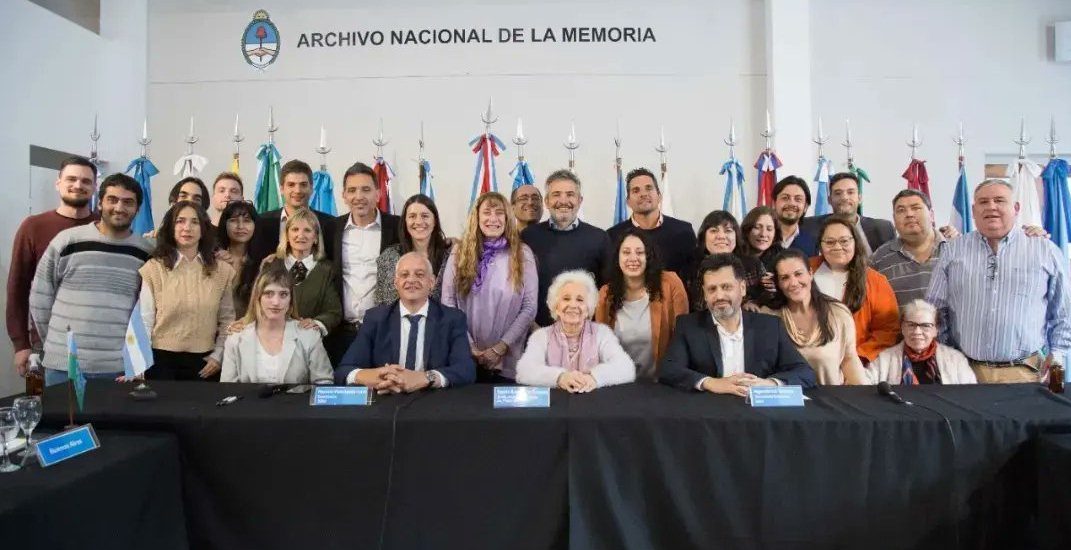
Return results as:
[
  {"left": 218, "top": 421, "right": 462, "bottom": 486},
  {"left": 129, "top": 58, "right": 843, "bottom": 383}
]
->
[
  {"left": 606, "top": 167, "right": 694, "bottom": 276},
  {"left": 521, "top": 169, "right": 611, "bottom": 326}
]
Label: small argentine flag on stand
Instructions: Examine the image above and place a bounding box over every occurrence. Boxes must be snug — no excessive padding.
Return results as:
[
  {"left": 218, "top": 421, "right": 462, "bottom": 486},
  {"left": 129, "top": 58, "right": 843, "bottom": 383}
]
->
[{"left": 122, "top": 300, "right": 154, "bottom": 378}]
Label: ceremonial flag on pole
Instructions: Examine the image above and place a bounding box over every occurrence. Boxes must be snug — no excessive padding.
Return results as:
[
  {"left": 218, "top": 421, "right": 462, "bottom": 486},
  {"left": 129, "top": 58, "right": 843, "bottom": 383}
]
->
[
  {"left": 950, "top": 156, "right": 973, "bottom": 235},
  {"left": 720, "top": 158, "right": 746, "bottom": 221},
  {"left": 469, "top": 133, "right": 505, "bottom": 208},
  {"left": 254, "top": 143, "right": 282, "bottom": 213},
  {"left": 310, "top": 168, "right": 337, "bottom": 216},
  {"left": 813, "top": 156, "right": 832, "bottom": 216},
  {"left": 660, "top": 164, "right": 676, "bottom": 217},
  {"left": 230, "top": 153, "right": 240, "bottom": 174},
  {"left": 89, "top": 163, "right": 102, "bottom": 213},
  {"left": 613, "top": 160, "right": 628, "bottom": 225},
  {"left": 510, "top": 159, "right": 535, "bottom": 191},
  {"left": 848, "top": 164, "right": 870, "bottom": 215},
  {"left": 902, "top": 159, "right": 931, "bottom": 199},
  {"left": 1007, "top": 158, "right": 1044, "bottom": 227},
  {"left": 1042, "top": 158, "right": 1071, "bottom": 256},
  {"left": 754, "top": 151, "right": 782, "bottom": 207},
  {"left": 125, "top": 156, "right": 158, "bottom": 235},
  {"left": 66, "top": 329, "right": 86, "bottom": 412},
  {"left": 418, "top": 160, "right": 436, "bottom": 202},
  {"left": 373, "top": 156, "right": 396, "bottom": 215},
  {"left": 122, "top": 300, "right": 154, "bottom": 379},
  {"left": 173, "top": 153, "right": 208, "bottom": 178}
]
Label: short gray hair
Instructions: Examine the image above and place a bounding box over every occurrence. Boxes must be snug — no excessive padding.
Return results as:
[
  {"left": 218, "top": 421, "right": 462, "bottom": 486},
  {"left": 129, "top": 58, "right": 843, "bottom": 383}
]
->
[
  {"left": 901, "top": 299, "right": 937, "bottom": 324},
  {"left": 545, "top": 169, "right": 582, "bottom": 192},
  {"left": 546, "top": 270, "right": 598, "bottom": 321},
  {"left": 974, "top": 178, "right": 1013, "bottom": 194},
  {"left": 396, "top": 251, "right": 434, "bottom": 274}
]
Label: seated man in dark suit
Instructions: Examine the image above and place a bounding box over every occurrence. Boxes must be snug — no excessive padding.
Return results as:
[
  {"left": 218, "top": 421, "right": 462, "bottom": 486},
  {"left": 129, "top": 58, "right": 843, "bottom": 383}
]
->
[
  {"left": 659, "top": 253, "right": 816, "bottom": 395},
  {"left": 335, "top": 252, "right": 475, "bottom": 391},
  {"left": 248, "top": 159, "right": 337, "bottom": 264},
  {"left": 800, "top": 172, "right": 895, "bottom": 255}
]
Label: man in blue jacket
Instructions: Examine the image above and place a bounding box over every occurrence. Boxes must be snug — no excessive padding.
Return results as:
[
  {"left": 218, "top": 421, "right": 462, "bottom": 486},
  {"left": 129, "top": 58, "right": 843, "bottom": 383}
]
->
[{"left": 335, "top": 252, "right": 475, "bottom": 391}]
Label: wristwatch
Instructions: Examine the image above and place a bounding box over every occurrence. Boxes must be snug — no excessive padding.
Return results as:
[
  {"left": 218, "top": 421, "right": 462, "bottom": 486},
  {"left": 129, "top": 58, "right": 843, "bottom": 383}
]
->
[{"left": 425, "top": 372, "right": 437, "bottom": 389}]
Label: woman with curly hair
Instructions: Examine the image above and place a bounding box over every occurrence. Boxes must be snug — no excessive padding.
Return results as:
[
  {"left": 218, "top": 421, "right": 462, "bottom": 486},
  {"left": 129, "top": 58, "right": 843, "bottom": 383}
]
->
[
  {"left": 441, "top": 192, "right": 537, "bottom": 382},
  {"left": 594, "top": 228, "right": 688, "bottom": 380}
]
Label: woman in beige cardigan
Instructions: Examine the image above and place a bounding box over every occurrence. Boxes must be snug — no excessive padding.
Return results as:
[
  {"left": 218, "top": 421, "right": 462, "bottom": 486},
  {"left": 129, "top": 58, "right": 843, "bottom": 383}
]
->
[
  {"left": 594, "top": 229, "right": 689, "bottom": 380},
  {"left": 765, "top": 248, "right": 867, "bottom": 385},
  {"left": 871, "top": 299, "right": 977, "bottom": 385}
]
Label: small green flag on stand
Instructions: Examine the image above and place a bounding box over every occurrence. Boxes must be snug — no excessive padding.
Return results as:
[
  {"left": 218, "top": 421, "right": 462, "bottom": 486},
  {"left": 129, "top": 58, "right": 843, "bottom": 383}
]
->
[
  {"left": 255, "top": 142, "right": 282, "bottom": 213},
  {"left": 66, "top": 328, "right": 87, "bottom": 412}
]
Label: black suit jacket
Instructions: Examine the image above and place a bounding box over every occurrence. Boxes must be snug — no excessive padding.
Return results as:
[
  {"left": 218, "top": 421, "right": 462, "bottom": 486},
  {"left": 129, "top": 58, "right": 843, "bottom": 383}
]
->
[
  {"left": 800, "top": 214, "right": 896, "bottom": 253},
  {"left": 333, "top": 298, "right": 476, "bottom": 387},
  {"left": 327, "top": 212, "right": 401, "bottom": 301},
  {"left": 658, "top": 310, "right": 816, "bottom": 390},
  {"left": 248, "top": 207, "right": 338, "bottom": 265}
]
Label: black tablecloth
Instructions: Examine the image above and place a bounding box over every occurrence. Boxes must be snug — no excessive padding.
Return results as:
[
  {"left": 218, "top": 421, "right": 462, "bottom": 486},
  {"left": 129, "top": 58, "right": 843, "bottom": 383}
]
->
[
  {"left": 0, "top": 429, "right": 187, "bottom": 550},
  {"left": 1037, "top": 433, "right": 1071, "bottom": 549},
  {"left": 34, "top": 380, "right": 1071, "bottom": 550}
]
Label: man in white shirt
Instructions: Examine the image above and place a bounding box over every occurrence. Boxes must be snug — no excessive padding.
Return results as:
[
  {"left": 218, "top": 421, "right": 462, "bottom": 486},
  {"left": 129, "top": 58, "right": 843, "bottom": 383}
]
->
[
  {"left": 323, "top": 162, "right": 401, "bottom": 365},
  {"left": 658, "top": 254, "right": 816, "bottom": 394},
  {"left": 335, "top": 252, "right": 475, "bottom": 390}
]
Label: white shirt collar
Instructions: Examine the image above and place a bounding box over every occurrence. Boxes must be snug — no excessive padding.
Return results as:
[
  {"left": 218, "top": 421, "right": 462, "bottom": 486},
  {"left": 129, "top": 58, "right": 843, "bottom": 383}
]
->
[
  {"left": 550, "top": 217, "right": 580, "bottom": 232},
  {"left": 399, "top": 300, "right": 431, "bottom": 319},
  {"left": 174, "top": 252, "right": 204, "bottom": 267},
  {"left": 285, "top": 254, "right": 316, "bottom": 271},
  {"left": 711, "top": 313, "right": 744, "bottom": 341},
  {"left": 631, "top": 213, "right": 664, "bottom": 228},
  {"left": 346, "top": 211, "right": 382, "bottom": 231}
]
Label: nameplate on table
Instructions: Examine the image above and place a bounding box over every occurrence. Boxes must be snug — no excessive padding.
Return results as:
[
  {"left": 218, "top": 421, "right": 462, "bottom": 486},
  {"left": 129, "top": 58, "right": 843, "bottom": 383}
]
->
[
  {"left": 35, "top": 424, "right": 100, "bottom": 468},
  {"left": 749, "top": 385, "right": 805, "bottom": 407},
  {"left": 310, "top": 386, "right": 369, "bottom": 406},
  {"left": 493, "top": 386, "right": 550, "bottom": 408}
]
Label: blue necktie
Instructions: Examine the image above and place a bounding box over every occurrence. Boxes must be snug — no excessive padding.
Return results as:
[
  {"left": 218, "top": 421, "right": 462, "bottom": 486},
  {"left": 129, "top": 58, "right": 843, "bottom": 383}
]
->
[{"left": 405, "top": 314, "right": 423, "bottom": 370}]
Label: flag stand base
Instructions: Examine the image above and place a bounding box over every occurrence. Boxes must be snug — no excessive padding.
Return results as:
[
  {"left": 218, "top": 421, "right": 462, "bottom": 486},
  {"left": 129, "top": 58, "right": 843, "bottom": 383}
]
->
[{"left": 129, "top": 383, "right": 157, "bottom": 401}]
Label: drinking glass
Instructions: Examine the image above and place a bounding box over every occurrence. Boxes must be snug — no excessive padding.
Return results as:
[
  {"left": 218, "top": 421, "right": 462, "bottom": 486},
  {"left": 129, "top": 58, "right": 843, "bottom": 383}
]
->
[
  {"left": 0, "top": 407, "right": 21, "bottom": 472},
  {"left": 13, "top": 396, "right": 42, "bottom": 452}
]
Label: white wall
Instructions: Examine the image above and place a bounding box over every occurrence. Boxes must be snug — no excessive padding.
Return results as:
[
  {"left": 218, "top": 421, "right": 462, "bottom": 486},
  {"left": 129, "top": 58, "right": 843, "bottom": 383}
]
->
[
  {"left": 146, "top": 0, "right": 767, "bottom": 234},
  {"left": 0, "top": 0, "right": 148, "bottom": 397},
  {"left": 810, "top": 0, "right": 1071, "bottom": 223}
]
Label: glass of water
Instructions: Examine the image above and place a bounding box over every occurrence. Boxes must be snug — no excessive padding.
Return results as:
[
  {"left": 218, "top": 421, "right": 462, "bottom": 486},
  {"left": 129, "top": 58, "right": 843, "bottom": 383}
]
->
[
  {"left": 13, "top": 396, "right": 42, "bottom": 451},
  {"left": 0, "top": 407, "right": 21, "bottom": 472}
]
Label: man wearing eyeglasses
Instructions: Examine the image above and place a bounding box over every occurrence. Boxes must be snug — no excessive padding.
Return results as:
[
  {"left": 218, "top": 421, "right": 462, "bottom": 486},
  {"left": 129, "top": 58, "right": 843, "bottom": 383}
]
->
[
  {"left": 926, "top": 179, "right": 1071, "bottom": 383},
  {"left": 510, "top": 184, "right": 543, "bottom": 232}
]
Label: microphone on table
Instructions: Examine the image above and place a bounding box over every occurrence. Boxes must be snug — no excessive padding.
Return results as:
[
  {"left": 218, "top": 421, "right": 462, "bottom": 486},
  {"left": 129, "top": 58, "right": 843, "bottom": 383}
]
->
[
  {"left": 258, "top": 384, "right": 290, "bottom": 398},
  {"left": 877, "top": 381, "right": 913, "bottom": 405}
]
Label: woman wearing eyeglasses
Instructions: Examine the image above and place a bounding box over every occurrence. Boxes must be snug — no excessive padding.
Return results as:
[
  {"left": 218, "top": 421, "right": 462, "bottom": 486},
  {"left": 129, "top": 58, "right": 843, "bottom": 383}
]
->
[
  {"left": 810, "top": 214, "right": 899, "bottom": 364},
  {"left": 871, "top": 299, "right": 976, "bottom": 384}
]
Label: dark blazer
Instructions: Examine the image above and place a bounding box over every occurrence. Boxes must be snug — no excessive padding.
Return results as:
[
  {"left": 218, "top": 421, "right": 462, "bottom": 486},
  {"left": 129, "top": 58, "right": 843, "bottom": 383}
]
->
[
  {"left": 248, "top": 207, "right": 338, "bottom": 265},
  {"left": 333, "top": 298, "right": 476, "bottom": 387},
  {"left": 786, "top": 227, "right": 819, "bottom": 257},
  {"left": 801, "top": 214, "right": 896, "bottom": 253},
  {"left": 658, "top": 310, "right": 816, "bottom": 390},
  {"left": 327, "top": 211, "right": 401, "bottom": 301}
]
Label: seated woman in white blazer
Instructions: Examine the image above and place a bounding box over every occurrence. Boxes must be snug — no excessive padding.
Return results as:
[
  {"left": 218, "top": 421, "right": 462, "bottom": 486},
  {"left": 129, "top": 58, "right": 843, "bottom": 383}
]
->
[
  {"left": 221, "top": 263, "right": 334, "bottom": 384},
  {"left": 871, "top": 299, "right": 977, "bottom": 385},
  {"left": 516, "top": 270, "right": 635, "bottom": 393}
]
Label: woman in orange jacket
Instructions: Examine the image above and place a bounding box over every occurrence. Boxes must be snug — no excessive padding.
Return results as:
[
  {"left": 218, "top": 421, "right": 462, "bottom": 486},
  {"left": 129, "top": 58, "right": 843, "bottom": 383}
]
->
[
  {"left": 808, "top": 215, "right": 900, "bottom": 364},
  {"left": 595, "top": 228, "right": 689, "bottom": 380}
]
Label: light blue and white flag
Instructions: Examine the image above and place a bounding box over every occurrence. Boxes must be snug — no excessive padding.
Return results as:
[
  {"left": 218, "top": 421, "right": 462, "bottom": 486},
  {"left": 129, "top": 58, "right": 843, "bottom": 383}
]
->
[
  {"left": 949, "top": 157, "right": 973, "bottom": 235},
  {"left": 122, "top": 300, "right": 154, "bottom": 378},
  {"left": 813, "top": 156, "right": 832, "bottom": 216},
  {"left": 720, "top": 158, "right": 746, "bottom": 221},
  {"left": 419, "top": 160, "right": 436, "bottom": 202}
]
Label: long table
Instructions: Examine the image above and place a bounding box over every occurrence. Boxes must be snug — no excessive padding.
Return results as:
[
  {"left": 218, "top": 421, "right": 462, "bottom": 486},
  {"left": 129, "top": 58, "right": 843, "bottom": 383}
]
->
[
  {"left": 0, "top": 430, "right": 187, "bottom": 550},
  {"left": 34, "top": 380, "right": 1071, "bottom": 550}
]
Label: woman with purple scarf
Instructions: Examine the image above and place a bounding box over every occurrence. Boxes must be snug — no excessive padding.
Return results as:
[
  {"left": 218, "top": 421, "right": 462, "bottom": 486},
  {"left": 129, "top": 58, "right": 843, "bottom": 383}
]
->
[
  {"left": 516, "top": 270, "right": 635, "bottom": 393},
  {"left": 441, "top": 192, "right": 538, "bottom": 382}
]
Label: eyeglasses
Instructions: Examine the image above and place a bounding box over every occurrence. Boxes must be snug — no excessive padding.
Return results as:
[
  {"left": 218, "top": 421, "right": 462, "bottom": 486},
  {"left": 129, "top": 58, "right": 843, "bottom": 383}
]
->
[
  {"left": 987, "top": 255, "right": 997, "bottom": 281},
  {"left": 903, "top": 321, "right": 936, "bottom": 332},
  {"left": 820, "top": 238, "right": 854, "bottom": 249}
]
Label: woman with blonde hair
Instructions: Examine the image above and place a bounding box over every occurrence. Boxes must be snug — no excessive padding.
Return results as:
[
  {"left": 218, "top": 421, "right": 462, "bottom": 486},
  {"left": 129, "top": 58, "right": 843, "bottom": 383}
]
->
[
  {"left": 441, "top": 192, "right": 537, "bottom": 382},
  {"left": 260, "top": 207, "right": 342, "bottom": 337},
  {"left": 221, "top": 263, "right": 333, "bottom": 384}
]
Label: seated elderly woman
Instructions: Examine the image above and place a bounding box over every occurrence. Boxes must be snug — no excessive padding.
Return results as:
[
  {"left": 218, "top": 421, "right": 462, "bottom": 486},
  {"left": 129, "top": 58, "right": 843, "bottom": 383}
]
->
[
  {"left": 871, "top": 299, "right": 977, "bottom": 385},
  {"left": 516, "top": 270, "right": 635, "bottom": 393},
  {"left": 221, "top": 262, "right": 334, "bottom": 384}
]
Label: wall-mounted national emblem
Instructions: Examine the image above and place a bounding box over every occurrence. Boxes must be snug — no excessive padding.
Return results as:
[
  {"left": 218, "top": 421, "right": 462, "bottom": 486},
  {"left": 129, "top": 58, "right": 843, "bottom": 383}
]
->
[{"left": 241, "top": 10, "right": 280, "bottom": 70}]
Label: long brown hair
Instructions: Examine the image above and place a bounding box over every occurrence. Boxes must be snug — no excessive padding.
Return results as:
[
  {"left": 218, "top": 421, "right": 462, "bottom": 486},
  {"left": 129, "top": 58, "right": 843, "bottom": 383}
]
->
[
  {"left": 771, "top": 248, "right": 837, "bottom": 346},
  {"left": 817, "top": 214, "right": 868, "bottom": 312},
  {"left": 454, "top": 192, "right": 524, "bottom": 297},
  {"left": 151, "top": 200, "right": 217, "bottom": 276}
]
